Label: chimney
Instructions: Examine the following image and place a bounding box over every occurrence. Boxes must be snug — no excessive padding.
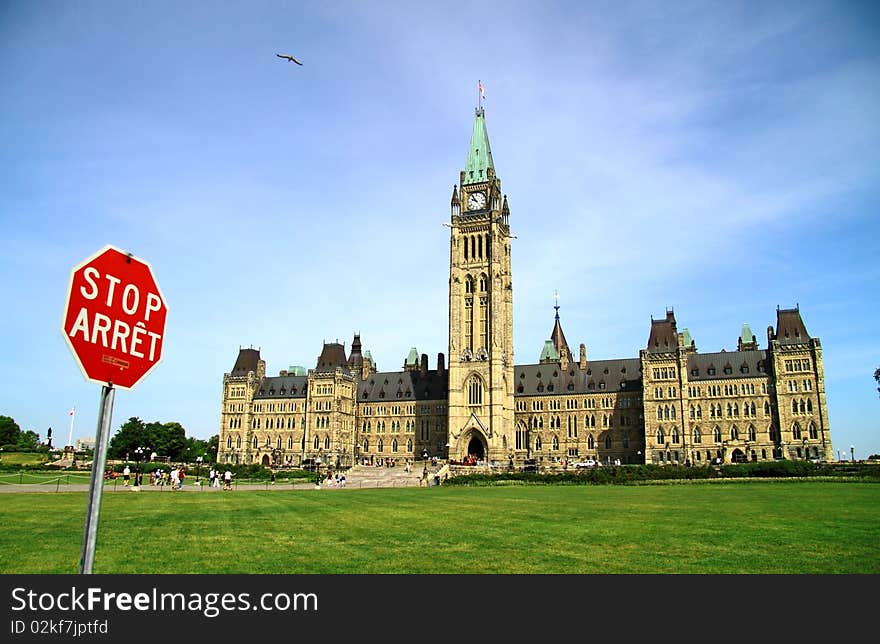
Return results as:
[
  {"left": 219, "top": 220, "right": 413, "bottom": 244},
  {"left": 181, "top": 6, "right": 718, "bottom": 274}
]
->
[
  {"left": 437, "top": 353, "right": 446, "bottom": 377},
  {"left": 579, "top": 343, "right": 587, "bottom": 369},
  {"left": 560, "top": 348, "right": 568, "bottom": 371},
  {"left": 420, "top": 354, "right": 428, "bottom": 378},
  {"left": 279, "top": 369, "right": 288, "bottom": 377}
]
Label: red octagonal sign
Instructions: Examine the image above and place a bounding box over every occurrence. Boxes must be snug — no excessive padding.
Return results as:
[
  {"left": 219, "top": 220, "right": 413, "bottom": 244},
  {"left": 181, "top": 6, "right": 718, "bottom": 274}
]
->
[{"left": 61, "top": 245, "right": 168, "bottom": 390}]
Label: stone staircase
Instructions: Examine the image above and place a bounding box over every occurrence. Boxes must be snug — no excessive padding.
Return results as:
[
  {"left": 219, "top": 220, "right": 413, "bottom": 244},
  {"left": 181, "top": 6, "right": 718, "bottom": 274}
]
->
[{"left": 336, "top": 460, "right": 447, "bottom": 489}]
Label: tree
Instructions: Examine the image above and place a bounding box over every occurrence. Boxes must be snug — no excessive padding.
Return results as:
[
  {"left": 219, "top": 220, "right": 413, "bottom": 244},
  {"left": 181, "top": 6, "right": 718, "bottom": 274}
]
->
[
  {"left": 875, "top": 366, "right": 880, "bottom": 398},
  {"left": 152, "top": 422, "right": 187, "bottom": 461},
  {"left": 207, "top": 434, "right": 219, "bottom": 462},
  {"left": 0, "top": 415, "right": 21, "bottom": 446},
  {"left": 107, "top": 417, "right": 150, "bottom": 459},
  {"left": 16, "top": 430, "right": 41, "bottom": 451}
]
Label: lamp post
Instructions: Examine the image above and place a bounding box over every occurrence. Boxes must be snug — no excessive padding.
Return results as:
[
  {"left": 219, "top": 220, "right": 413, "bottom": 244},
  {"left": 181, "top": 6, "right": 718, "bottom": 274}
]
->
[
  {"left": 850, "top": 445, "right": 855, "bottom": 463},
  {"left": 133, "top": 446, "right": 145, "bottom": 487},
  {"left": 196, "top": 456, "right": 203, "bottom": 482}
]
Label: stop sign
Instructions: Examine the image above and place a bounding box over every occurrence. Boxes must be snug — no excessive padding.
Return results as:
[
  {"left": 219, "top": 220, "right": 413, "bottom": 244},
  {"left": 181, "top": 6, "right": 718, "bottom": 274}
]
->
[{"left": 61, "top": 245, "right": 168, "bottom": 390}]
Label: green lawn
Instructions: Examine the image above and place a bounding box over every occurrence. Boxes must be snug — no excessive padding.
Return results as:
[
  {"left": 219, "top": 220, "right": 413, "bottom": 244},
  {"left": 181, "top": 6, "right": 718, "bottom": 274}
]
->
[
  {"left": 0, "top": 452, "right": 49, "bottom": 466},
  {"left": 1, "top": 481, "right": 877, "bottom": 574}
]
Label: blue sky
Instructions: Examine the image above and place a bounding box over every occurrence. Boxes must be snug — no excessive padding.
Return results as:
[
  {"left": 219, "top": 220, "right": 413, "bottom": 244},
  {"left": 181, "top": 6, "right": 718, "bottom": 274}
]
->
[{"left": 1, "top": 1, "right": 878, "bottom": 459}]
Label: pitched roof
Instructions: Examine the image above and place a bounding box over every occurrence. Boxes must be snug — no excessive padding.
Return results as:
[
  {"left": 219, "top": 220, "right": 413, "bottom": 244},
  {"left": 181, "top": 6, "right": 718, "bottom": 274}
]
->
[
  {"left": 463, "top": 108, "right": 494, "bottom": 185},
  {"left": 685, "top": 350, "right": 768, "bottom": 381},
  {"left": 514, "top": 359, "right": 642, "bottom": 396},
  {"left": 647, "top": 310, "right": 678, "bottom": 353},
  {"left": 231, "top": 348, "right": 261, "bottom": 376},
  {"left": 550, "top": 317, "right": 573, "bottom": 363},
  {"left": 358, "top": 370, "right": 449, "bottom": 402},
  {"left": 254, "top": 375, "right": 308, "bottom": 399},
  {"left": 315, "top": 342, "right": 349, "bottom": 373},
  {"left": 775, "top": 307, "right": 810, "bottom": 345}
]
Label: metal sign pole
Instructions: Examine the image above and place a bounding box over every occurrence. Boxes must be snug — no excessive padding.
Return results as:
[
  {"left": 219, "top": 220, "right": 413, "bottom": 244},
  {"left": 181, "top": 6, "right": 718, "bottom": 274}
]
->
[{"left": 79, "top": 384, "right": 115, "bottom": 574}]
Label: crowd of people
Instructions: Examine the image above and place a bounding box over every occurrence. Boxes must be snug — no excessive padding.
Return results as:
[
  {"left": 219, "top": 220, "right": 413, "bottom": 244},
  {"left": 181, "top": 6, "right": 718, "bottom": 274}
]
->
[{"left": 107, "top": 464, "right": 236, "bottom": 491}]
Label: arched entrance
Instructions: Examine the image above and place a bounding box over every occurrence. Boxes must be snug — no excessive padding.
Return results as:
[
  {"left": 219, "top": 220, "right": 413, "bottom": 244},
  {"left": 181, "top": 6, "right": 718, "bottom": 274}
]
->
[
  {"left": 467, "top": 436, "right": 485, "bottom": 461},
  {"left": 731, "top": 448, "right": 746, "bottom": 463},
  {"left": 261, "top": 454, "right": 270, "bottom": 467}
]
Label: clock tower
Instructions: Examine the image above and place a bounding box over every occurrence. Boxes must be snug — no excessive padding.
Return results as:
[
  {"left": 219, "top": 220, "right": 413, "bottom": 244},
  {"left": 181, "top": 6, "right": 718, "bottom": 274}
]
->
[{"left": 446, "top": 107, "right": 515, "bottom": 463}]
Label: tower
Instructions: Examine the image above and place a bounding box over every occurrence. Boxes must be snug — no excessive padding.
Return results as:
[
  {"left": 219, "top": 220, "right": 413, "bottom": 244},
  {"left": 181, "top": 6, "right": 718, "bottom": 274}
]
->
[{"left": 446, "top": 107, "right": 515, "bottom": 462}]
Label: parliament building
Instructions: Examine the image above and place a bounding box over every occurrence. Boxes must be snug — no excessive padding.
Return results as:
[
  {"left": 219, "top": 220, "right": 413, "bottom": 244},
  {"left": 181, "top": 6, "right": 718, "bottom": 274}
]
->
[{"left": 217, "top": 108, "right": 833, "bottom": 470}]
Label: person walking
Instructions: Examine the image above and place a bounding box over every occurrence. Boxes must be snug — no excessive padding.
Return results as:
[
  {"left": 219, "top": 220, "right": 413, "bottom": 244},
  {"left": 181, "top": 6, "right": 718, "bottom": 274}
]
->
[{"left": 122, "top": 465, "right": 130, "bottom": 487}]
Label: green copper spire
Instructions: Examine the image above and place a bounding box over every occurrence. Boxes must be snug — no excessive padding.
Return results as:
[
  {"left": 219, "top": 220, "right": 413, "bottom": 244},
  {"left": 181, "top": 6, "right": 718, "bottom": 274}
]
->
[{"left": 464, "top": 108, "right": 494, "bottom": 185}]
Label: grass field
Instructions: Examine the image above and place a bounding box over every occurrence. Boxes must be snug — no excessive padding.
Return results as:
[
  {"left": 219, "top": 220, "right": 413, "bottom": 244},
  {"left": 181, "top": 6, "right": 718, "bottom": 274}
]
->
[
  {"left": 1, "top": 481, "right": 877, "bottom": 574},
  {"left": 0, "top": 452, "right": 49, "bottom": 466}
]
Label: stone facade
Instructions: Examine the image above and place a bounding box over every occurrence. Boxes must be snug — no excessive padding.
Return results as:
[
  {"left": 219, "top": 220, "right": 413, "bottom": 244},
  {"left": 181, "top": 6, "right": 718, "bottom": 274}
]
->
[{"left": 216, "top": 109, "right": 833, "bottom": 469}]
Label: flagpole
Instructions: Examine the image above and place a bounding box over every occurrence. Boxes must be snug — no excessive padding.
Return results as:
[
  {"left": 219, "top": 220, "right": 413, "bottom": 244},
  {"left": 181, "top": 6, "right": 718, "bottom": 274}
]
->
[{"left": 68, "top": 406, "right": 75, "bottom": 449}]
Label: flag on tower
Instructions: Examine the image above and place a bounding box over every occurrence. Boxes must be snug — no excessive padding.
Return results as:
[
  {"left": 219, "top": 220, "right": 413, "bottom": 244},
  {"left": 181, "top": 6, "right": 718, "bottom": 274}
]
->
[
  {"left": 478, "top": 80, "right": 486, "bottom": 101},
  {"left": 69, "top": 406, "right": 75, "bottom": 416}
]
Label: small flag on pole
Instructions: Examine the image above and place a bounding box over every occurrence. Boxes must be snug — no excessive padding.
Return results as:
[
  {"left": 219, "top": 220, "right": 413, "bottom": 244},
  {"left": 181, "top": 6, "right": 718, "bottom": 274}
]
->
[
  {"left": 478, "top": 80, "right": 486, "bottom": 101},
  {"left": 69, "top": 406, "right": 75, "bottom": 416}
]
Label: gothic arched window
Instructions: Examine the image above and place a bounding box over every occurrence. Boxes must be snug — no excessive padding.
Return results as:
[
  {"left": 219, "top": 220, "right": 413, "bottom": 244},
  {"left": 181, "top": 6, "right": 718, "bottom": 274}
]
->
[{"left": 468, "top": 375, "right": 483, "bottom": 406}]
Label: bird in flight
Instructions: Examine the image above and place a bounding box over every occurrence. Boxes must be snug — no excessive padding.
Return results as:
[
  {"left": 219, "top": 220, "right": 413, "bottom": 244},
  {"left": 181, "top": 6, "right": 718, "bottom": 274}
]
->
[{"left": 276, "top": 53, "right": 303, "bottom": 65}]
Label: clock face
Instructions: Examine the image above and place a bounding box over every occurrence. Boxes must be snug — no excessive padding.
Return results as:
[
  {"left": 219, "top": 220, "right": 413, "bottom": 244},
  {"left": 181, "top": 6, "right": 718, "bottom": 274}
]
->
[{"left": 467, "top": 191, "right": 486, "bottom": 210}]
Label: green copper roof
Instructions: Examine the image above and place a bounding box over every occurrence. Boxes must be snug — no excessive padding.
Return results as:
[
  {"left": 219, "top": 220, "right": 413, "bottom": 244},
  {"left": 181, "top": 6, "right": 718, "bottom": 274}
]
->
[
  {"left": 681, "top": 328, "right": 693, "bottom": 347},
  {"left": 288, "top": 365, "right": 307, "bottom": 376},
  {"left": 539, "top": 340, "right": 559, "bottom": 362},
  {"left": 405, "top": 347, "right": 419, "bottom": 365},
  {"left": 740, "top": 323, "right": 755, "bottom": 343},
  {"left": 464, "top": 108, "right": 494, "bottom": 185},
  {"left": 364, "top": 350, "right": 373, "bottom": 361}
]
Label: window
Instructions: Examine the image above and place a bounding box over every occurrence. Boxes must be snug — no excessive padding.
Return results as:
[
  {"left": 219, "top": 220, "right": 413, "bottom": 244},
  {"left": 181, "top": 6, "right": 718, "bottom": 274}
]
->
[
  {"left": 809, "top": 422, "right": 817, "bottom": 440},
  {"left": 748, "top": 425, "right": 756, "bottom": 441},
  {"left": 671, "top": 427, "right": 679, "bottom": 444},
  {"left": 730, "top": 426, "right": 738, "bottom": 440},
  {"left": 792, "top": 423, "right": 802, "bottom": 440},
  {"left": 535, "top": 436, "right": 542, "bottom": 451},
  {"left": 656, "top": 428, "right": 665, "bottom": 444},
  {"left": 604, "top": 435, "right": 611, "bottom": 449},
  {"left": 693, "top": 427, "right": 702, "bottom": 444},
  {"left": 588, "top": 435, "right": 595, "bottom": 449},
  {"left": 713, "top": 427, "right": 722, "bottom": 443}
]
